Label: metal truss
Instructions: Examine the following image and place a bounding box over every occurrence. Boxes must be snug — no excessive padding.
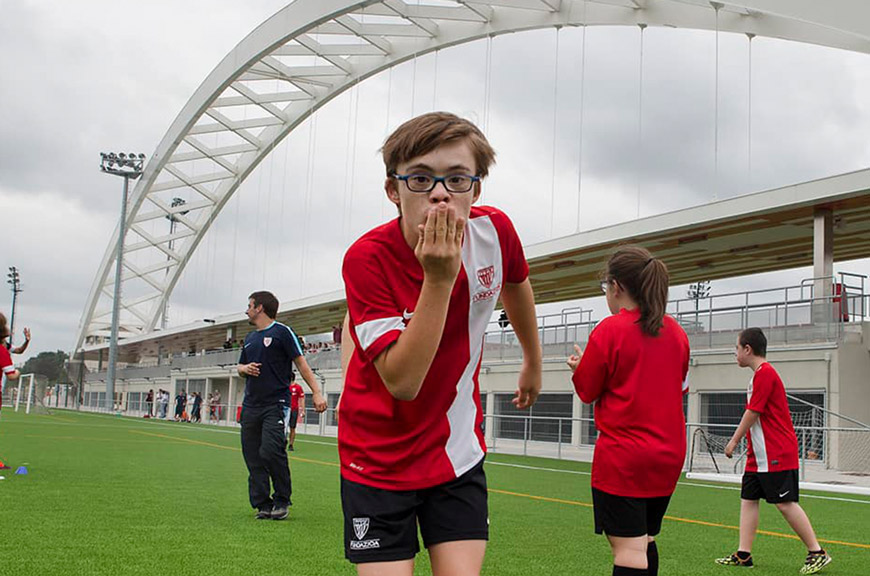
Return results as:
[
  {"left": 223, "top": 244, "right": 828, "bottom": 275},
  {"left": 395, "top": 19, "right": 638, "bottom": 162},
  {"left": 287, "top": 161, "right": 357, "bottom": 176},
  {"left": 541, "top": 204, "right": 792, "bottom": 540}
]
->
[{"left": 76, "top": 0, "right": 870, "bottom": 351}]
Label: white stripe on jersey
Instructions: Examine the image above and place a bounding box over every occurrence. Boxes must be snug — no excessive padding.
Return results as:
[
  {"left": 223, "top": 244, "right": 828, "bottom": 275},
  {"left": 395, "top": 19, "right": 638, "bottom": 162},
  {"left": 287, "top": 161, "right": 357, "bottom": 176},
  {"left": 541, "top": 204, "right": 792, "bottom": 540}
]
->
[
  {"left": 2, "top": 365, "right": 14, "bottom": 374},
  {"left": 355, "top": 316, "right": 406, "bottom": 352},
  {"left": 682, "top": 374, "right": 689, "bottom": 392},
  {"left": 445, "top": 215, "right": 499, "bottom": 477},
  {"left": 748, "top": 374, "right": 769, "bottom": 472},
  {"left": 750, "top": 420, "right": 769, "bottom": 472}
]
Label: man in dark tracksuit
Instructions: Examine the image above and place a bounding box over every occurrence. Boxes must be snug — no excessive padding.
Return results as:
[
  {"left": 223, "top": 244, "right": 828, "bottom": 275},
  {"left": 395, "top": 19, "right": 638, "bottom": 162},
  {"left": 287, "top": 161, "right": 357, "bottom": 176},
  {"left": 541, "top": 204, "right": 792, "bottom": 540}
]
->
[{"left": 237, "top": 291, "right": 327, "bottom": 520}]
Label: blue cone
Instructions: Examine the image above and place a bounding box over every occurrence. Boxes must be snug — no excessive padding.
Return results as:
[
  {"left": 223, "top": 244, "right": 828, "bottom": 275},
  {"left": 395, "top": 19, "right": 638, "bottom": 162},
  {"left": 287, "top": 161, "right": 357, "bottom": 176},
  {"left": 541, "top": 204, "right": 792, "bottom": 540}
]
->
[{"left": 14, "top": 466, "right": 27, "bottom": 475}]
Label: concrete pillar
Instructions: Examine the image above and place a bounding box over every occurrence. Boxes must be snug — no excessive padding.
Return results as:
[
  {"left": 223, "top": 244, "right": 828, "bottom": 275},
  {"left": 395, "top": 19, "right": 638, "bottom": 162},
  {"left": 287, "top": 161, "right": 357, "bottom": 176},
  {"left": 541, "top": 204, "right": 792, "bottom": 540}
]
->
[
  {"left": 571, "top": 394, "right": 582, "bottom": 446},
  {"left": 484, "top": 392, "right": 495, "bottom": 446},
  {"left": 204, "top": 377, "right": 211, "bottom": 424},
  {"left": 813, "top": 208, "right": 834, "bottom": 324},
  {"left": 227, "top": 376, "right": 236, "bottom": 425}
]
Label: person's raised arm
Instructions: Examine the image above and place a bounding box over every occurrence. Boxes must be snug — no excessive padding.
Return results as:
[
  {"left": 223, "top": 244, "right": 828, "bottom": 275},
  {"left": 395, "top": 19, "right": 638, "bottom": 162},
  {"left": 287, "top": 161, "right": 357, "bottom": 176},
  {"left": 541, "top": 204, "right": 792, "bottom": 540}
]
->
[
  {"left": 372, "top": 205, "right": 465, "bottom": 401},
  {"left": 725, "top": 409, "right": 761, "bottom": 458},
  {"left": 11, "top": 327, "right": 30, "bottom": 355},
  {"left": 500, "top": 279, "right": 542, "bottom": 409}
]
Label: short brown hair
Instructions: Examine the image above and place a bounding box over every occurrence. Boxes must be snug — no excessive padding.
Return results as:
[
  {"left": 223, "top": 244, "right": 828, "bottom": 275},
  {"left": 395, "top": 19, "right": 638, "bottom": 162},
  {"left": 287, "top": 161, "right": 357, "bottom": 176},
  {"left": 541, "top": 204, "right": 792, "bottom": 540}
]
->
[
  {"left": 605, "top": 245, "right": 670, "bottom": 337},
  {"left": 381, "top": 112, "right": 496, "bottom": 177},
  {"left": 248, "top": 291, "right": 279, "bottom": 319},
  {"left": 0, "top": 312, "right": 7, "bottom": 340},
  {"left": 739, "top": 327, "right": 767, "bottom": 357}
]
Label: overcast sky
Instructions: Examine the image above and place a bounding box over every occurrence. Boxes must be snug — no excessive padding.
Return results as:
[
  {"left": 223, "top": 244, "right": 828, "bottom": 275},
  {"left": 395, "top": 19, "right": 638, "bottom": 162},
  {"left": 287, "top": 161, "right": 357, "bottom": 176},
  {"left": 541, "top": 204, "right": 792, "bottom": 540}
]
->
[{"left": 2, "top": 1, "right": 870, "bottom": 363}]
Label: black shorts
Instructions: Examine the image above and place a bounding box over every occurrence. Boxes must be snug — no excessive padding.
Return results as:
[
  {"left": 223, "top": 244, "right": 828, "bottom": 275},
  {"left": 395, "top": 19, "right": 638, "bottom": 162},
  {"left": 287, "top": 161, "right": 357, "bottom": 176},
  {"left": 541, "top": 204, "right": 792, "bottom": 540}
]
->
[
  {"left": 288, "top": 409, "right": 299, "bottom": 429},
  {"left": 341, "top": 459, "right": 489, "bottom": 564},
  {"left": 592, "top": 487, "right": 672, "bottom": 538},
  {"left": 741, "top": 470, "right": 799, "bottom": 503}
]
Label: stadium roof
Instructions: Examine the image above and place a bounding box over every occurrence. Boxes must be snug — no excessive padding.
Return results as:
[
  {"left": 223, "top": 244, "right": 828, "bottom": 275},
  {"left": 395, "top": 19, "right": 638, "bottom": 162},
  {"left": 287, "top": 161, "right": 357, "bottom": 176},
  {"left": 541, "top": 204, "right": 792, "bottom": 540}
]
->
[{"left": 81, "top": 167, "right": 870, "bottom": 362}]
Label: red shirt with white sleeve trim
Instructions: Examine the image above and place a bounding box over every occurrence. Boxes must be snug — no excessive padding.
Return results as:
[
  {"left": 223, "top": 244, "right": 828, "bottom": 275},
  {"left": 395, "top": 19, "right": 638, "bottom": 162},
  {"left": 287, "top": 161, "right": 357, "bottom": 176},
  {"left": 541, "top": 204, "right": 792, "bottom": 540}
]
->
[
  {"left": 339, "top": 206, "right": 528, "bottom": 490},
  {"left": 289, "top": 383, "right": 304, "bottom": 412},
  {"left": 744, "top": 362, "right": 799, "bottom": 473},
  {"left": 573, "top": 308, "right": 690, "bottom": 498},
  {"left": 1, "top": 345, "right": 14, "bottom": 410}
]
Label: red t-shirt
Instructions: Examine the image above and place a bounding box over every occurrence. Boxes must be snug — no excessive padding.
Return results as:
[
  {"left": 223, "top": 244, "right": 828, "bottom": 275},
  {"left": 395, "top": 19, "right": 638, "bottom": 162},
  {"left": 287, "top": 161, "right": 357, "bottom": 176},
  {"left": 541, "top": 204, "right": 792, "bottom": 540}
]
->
[
  {"left": 0, "top": 346, "right": 14, "bottom": 410},
  {"left": 289, "top": 383, "right": 304, "bottom": 412},
  {"left": 572, "top": 309, "right": 690, "bottom": 498},
  {"left": 745, "top": 363, "right": 799, "bottom": 473},
  {"left": 340, "top": 206, "right": 528, "bottom": 490}
]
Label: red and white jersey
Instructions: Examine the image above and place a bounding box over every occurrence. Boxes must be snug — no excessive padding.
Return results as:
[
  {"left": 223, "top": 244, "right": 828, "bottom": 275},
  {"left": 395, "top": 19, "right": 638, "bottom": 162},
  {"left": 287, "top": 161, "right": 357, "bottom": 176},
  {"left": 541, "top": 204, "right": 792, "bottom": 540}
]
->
[
  {"left": 340, "top": 206, "right": 528, "bottom": 490},
  {"left": 745, "top": 363, "right": 799, "bottom": 473},
  {"left": 289, "top": 383, "right": 305, "bottom": 411},
  {"left": 573, "top": 309, "right": 690, "bottom": 498},
  {"left": 0, "top": 346, "right": 14, "bottom": 410}
]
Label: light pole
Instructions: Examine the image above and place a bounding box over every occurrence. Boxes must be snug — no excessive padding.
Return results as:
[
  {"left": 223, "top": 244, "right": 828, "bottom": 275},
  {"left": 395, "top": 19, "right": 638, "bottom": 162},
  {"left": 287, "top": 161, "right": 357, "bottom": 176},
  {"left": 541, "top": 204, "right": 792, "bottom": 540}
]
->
[
  {"left": 6, "top": 266, "right": 21, "bottom": 347},
  {"left": 100, "top": 152, "right": 146, "bottom": 412},
  {"left": 687, "top": 280, "right": 711, "bottom": 330},
  {"left": 161, "top": 197, "right": 188, "bottom": 330}
]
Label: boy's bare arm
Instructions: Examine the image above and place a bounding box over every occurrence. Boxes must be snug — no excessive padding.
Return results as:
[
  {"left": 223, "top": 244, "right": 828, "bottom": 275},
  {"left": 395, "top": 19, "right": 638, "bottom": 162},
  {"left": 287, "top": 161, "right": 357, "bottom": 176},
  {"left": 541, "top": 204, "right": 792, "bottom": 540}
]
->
[
  {"left": 501, "top": 278, "right": 542, "bottom": 409},
  {"left": 725, "top": 409, "right": 761, "bottom": 457},
  {"left": 373, "top": 205, "right": 464, "bottom": 401}
]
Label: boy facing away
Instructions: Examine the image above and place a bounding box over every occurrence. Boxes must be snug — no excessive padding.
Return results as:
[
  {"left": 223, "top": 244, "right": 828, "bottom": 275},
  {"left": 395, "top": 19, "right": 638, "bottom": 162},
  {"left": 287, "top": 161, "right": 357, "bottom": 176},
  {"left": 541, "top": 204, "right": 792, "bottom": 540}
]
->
[
  {"left": 339, "top": 112, "right": 542, "bottom": 576},
  {"left": 716, "top": 327, "right": 832, "bottom": 575}
]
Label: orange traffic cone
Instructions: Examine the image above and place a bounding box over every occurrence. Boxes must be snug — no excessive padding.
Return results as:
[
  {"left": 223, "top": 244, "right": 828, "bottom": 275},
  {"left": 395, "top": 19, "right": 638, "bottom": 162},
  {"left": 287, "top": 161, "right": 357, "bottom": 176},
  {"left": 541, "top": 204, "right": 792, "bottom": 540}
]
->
[{"left": 0, "top": 459, "right": 10, "bottom": 470}]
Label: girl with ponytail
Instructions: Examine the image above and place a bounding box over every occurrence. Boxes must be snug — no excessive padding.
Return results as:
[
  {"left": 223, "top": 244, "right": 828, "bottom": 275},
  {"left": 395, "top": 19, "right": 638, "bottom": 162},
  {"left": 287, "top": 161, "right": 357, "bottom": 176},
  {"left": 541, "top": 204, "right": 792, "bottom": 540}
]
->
[{"left": 567, "top": 246, "right": 690, "bottom": 576}]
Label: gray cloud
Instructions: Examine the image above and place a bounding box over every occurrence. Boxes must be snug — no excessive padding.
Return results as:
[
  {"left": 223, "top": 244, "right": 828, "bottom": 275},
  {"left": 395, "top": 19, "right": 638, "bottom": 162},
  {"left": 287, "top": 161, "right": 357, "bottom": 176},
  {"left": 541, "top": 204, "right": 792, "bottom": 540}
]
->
[{"left": 2, "top": 4, "right": 869, "bottom": 363}]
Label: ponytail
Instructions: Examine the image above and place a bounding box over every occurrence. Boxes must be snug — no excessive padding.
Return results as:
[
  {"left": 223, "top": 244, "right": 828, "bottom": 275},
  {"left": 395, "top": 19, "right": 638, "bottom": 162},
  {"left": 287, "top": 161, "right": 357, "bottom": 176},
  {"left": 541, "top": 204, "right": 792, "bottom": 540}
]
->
[{"left": 605, "top": 246, "right": 670, "bottom": 336}]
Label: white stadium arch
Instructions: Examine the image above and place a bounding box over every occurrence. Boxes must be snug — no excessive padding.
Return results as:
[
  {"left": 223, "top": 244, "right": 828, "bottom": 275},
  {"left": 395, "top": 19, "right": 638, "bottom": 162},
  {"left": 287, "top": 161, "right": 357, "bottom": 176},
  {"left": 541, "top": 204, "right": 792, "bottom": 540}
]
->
[{"left": 76, "top": 0, "right": 870, "bottom": 352}]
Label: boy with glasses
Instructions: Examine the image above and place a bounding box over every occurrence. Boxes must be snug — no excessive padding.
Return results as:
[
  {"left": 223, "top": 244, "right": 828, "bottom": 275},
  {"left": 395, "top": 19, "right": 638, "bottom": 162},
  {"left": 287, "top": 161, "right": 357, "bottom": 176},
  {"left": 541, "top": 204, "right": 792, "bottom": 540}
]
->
[{"left": 339, "top": 112, "right": 542, "bottom": 576}]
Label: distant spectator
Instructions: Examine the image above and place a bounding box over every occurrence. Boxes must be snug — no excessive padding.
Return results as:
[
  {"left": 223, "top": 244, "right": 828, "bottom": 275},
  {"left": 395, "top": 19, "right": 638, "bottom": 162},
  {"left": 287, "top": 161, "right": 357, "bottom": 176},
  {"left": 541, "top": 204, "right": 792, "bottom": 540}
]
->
[
  {"left": 212, "top": 388, "right": 222, "bottom": 421},
  {"left": 223, "top": 339, "right": 233, "bottom": 350},
  {"left": 186, "top": 391, "right": 196, "bottom": 422},
  {"left": 192, "top": 392, "right": 203, "bottom": 423},
  {"left": 174, "top": 390, "right": 186, "bottom": 422},
  {"left": 145, "top": 389, "right": 154, "bottom": 417},
  {"left": 332, "top": 324, "right": 342, "bottom": 345}
]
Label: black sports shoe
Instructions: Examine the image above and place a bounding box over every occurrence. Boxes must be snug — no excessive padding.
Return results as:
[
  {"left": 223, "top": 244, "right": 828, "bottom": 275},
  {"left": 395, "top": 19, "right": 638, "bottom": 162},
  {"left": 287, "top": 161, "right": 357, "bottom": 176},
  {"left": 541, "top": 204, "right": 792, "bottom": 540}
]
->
[
  {"left": 716, "top": 553, "right": 754, "bottom": 567},
  {"left": 271, "top": 505, "right": 289, "bottom": 520},
  {"left": 288, "top": 444, "right": 295, "bottom": 452},
  {"left": 800, "top": 550, "right": 832, "bottom": 574},
  {"left": 255, "top": 508, "right": 272, "bottom": 520}
]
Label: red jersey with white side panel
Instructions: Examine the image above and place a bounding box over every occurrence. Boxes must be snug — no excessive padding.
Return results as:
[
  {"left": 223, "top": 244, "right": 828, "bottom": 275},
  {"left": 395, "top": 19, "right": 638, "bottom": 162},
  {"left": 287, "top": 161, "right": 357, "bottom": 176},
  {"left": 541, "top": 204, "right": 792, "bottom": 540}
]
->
[
  {"left": 745, "top": 362, "right": 799, "bottom": 473},
  {"left": 572, "top": 308, "right": 690, "bottom": 498},
  {"left": 289, "top": 383, "right": 304, "bottom": 411},
  {"left": 339, "top": 206, "right": 528, "bottom": 490},
  {"left": 1, "top": 345, "right": 15, "bottom": 410}
]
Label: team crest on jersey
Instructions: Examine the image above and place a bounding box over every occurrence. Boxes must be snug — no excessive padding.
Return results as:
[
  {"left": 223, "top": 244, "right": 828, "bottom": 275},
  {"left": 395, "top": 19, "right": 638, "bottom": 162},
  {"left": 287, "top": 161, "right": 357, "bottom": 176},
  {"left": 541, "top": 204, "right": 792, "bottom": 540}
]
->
[
  {"left": 263, "top": 337, "right": 272, "bottom": 347},
  {"left": 353, "top": 517, "right": 370, "bottom": 540},
  {"left": 477, "top": 266, "right": 495, "bottom": 288}
]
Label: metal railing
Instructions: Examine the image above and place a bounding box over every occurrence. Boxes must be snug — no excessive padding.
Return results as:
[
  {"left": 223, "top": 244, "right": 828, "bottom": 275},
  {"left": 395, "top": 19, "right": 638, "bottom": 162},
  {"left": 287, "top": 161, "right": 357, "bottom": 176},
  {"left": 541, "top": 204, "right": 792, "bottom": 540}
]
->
[{"left": 82, "top": 274, "right": 867, "bottom": 379}]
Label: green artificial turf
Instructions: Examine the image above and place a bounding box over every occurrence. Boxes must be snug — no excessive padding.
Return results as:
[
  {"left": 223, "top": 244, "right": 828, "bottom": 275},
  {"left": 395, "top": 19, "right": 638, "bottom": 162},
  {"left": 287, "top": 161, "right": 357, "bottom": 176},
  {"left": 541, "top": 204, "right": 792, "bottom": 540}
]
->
[{"left": 0, "top": 409, "right": 867, "bottom": 575}]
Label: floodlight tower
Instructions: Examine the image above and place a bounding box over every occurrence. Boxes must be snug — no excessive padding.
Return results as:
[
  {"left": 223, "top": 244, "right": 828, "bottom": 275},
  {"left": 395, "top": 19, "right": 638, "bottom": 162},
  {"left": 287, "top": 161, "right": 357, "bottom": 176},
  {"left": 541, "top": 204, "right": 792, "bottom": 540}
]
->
[
  {"left": 100, "top": 152, "right": 146, "bottom": 412},
  {"left": 6, "top": 266, "right": 22, "bottom": 346},
  {"left": 687, "top": 280, "right": 712, "bottom": 328}
]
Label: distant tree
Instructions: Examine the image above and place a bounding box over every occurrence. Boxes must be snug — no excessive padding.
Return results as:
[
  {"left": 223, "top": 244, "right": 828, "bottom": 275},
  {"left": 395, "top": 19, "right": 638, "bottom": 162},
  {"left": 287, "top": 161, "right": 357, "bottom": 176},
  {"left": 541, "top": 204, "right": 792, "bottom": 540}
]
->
[{"left": 21, "top": 350, "right": 70, "bottom": 383}]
